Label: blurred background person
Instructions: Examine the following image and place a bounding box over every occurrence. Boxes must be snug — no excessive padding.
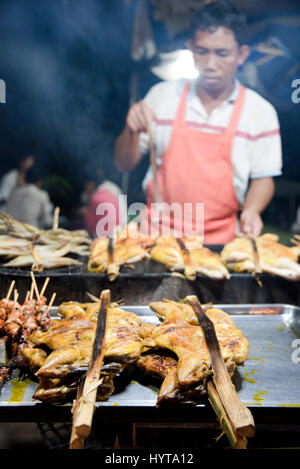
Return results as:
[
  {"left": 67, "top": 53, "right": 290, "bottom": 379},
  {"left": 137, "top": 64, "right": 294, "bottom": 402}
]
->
[
  {"left": 85, "top": 168, "right": 127, "bottom": 237},
  {"left": 0, "top": 153, "right": 35, "bottom": 211},
  {"left": 6, "top": 166, "right": 53, "bottom": 228}
]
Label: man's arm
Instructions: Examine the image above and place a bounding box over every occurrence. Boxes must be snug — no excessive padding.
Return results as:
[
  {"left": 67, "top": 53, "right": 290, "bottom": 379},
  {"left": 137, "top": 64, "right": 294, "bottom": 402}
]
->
[
  {"left": 114, "top": 101, "right": 155, "bottom": 173},
  {"left": 239, "top": 177, "right": 275, "bottom": 237}
]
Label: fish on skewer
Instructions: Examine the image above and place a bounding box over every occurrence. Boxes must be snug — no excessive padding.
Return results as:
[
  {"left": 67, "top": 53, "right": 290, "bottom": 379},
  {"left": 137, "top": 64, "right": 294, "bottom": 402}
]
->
[{"left": 0, "top": 211, "right": 91, "bottom": 271}]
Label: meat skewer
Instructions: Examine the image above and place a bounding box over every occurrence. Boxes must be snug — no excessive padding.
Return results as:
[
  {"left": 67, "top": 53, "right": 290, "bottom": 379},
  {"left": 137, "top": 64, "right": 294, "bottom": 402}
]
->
[
  {"left": 185, "top": 295, "right": 255, "bottom": 444},
  {"left": 70, "top": 289, "right": 110, "bottom": 448}
]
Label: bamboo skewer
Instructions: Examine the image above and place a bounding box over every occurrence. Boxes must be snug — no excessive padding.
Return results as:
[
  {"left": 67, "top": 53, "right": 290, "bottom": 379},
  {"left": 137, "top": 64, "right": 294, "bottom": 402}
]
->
[
  {"left": 30, "top": 271, "right": 40, "bottom": 301},
  {"left": 70, "top": 289, "right": 110, "bottom": 447},
  {"left": 6, "top": 280, "right": 15, "bottom": 300},
  {"left": 248, "top": 236, "right": 262, "bottom": 287},
  {"left": 31, "top": 245, "right": 43, "bottom": 273},
  {"left": 207, "top": 381, "right": 247, "bottom": 449},
  {"left": 53, "top": 207, "right": 60, "bottom": 230},
  {"left": 29, "top": 282, "right": 34, "bottom": 300},
  {"left": 24, "top": 291, "right": 30, "bottom": 303},
  {"left": 46, "top": 293, "right": 56, "bottom": 313},
  {"left": 186, "top": 295, "right": 255, "bottom": 440},
  {"left": 175, "top": 238, "right": 196, "bottom": 280},
  {"left": 69, "top": 379, "right": 85, "bottom": 449},
  {"left": 13, "top": 289, "right": 19, "bottom": 303},
  {"left": 40, "top": 277, "right": 50, "bottom": 298}
]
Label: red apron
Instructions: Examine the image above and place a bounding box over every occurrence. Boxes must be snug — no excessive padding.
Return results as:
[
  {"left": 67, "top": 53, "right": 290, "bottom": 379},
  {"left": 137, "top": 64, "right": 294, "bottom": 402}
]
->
[{"left": 146, "top": 82, "right": 246, "bottom": 243}]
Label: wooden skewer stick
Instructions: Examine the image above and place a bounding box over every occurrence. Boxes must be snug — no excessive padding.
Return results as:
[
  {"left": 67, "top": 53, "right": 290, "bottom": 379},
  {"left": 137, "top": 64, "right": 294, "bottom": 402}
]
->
[
  {"left": 40, "top": 277, "right": 50, "bottom": 298},
  {"left": 24, "top": 291, "right": 30, "bottom": 303},
  {"left": 175, "top": 238, "right": 197, "bottom": 281},
  {"left": 31, "top": 245, "right": 43, "bottom": 273},
  {"left": 69, "top": 378, "right": 85, "bottom": 449},
  {"left": 186, "top": 295, "right": 255, "bottom": 439},
  {"left": 207, "top": 381, "right": 247, "bottom": 449},
  {"left": 248, "top": 236, "right": 262, "bottom": 287},
  {"left": 30, "top": 271, "right": 40, "bottom": 301},
  {"left": 6, "top": 280, "right": 15, "bottom": 300},
  {"left": 14, "top": 289, "right": 19, "bottom": 303},
  {"left": 29, "top": 282, "right": 34, "bottom": 300},
  {"left": 72, "top": 289, "right": 110, "bottom": 442},
  {"left": 53, "top": 206, "right": 60, "bottom": 230},
  {"left": 47, "top": 293, "right": 56, "bottom": 313}
]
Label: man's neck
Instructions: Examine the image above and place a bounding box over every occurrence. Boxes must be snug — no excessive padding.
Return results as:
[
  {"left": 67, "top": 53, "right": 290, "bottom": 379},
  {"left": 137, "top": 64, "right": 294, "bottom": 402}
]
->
[{"left": 196, "top": 80, "right": 235, "bottom": 116}]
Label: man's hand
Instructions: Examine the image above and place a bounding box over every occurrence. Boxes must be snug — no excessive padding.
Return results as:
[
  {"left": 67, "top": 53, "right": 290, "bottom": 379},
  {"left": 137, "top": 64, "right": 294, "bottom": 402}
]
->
[
  {"left": 239, "top": 209, "right": 263, "bottom": 238},
  {"left": 126, "top": 101, "right": 155, "bottom": 133}
]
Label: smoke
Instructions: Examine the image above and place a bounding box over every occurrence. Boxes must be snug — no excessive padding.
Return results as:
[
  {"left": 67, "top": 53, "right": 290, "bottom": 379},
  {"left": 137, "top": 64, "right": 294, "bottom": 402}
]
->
[{"left": 0, "top": 0, "right": 135, "bottom": 184}]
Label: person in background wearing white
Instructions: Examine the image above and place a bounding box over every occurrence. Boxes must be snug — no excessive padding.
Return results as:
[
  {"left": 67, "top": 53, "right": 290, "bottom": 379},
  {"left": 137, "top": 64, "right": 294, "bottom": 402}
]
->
[
  {"left": 6, "top": 166, "right": 53, "bottom": 228},
  {"left": 0, "top": 154, "right": 35, "bottom": 211}
]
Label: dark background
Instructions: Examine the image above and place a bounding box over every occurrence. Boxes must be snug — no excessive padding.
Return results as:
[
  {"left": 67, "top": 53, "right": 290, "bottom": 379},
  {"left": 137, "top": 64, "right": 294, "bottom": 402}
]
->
[{"left": 0, "top": 0, "right": 299, "bottom": 230}]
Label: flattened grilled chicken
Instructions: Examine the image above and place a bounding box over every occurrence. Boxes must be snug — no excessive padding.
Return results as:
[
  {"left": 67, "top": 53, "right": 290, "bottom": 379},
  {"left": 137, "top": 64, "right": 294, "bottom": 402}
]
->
[
  {"left": 29, "top": 303, "right": 143, "bottom": 379},
  {"left": 150, "top": 237, "right": 185, "bottom": 273},
  {"left": 88, "top": 222, "right": 152, "bottom": 280},
  {"left": 148, "top": 300, "right": 249, "bottom": 388},
  {"left": 150, "top": 237, "right": 229, "bottom": 280},
  {"left": 150, "top": 299, "right": 234, "bottom": 327},
  {"left": 221, "top": 234, "right": 300, "bottom": 280},
  {"left": 189, "top": 247, "right": 230, "bottom": 279},
  {"left": 256, "top": 234, "right": 300, "bottom": 280}
]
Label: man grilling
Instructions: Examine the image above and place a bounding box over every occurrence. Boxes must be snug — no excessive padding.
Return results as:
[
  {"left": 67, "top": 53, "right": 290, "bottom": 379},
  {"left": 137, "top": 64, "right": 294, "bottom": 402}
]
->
[{"left": 114, "top": 0, "right": 282, "bottom": 243}]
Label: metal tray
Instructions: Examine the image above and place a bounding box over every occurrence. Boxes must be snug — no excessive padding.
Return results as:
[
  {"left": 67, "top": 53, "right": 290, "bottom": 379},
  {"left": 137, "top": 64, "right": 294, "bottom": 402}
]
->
[{"left": 0, "top": 304, "right": 299, "bottom": 423}]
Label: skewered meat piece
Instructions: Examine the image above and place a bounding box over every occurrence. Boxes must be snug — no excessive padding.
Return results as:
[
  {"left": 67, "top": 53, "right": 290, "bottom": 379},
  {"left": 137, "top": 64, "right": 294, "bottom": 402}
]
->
[{"left": 4, "top": 308, "right": 24, "bottom": 337}]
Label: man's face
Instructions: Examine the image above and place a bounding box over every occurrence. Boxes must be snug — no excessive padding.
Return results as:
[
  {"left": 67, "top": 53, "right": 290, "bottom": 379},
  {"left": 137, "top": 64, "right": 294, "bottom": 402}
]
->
[{"left": 188, "top": 26, "right": 250, "bottom": 91}]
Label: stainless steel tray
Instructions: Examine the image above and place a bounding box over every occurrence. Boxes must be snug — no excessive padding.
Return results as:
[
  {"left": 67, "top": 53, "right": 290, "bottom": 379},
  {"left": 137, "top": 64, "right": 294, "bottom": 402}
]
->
[{"left": 0, "top": 304, "right": 300, "bottom": 420}]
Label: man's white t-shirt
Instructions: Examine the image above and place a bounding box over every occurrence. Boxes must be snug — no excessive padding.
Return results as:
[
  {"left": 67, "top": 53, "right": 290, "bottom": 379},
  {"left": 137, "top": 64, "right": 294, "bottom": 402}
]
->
[{"left": 139, "top": 79, "right": 282, "bottom": 206}]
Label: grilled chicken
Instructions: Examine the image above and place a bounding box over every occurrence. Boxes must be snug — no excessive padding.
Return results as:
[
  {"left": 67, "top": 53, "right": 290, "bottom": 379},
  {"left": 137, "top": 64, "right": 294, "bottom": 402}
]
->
[
  {"left": 150, "top": 237, "right": 229, "bottom": 280},
  {"left": 33, "top": 362, "right": 127, "bottom": 403},
  {"left": 29, "top": 302, "right": 143, "bottom": 379},
  {"left": 148, "top": 299, "right": 249, "bottom": 389},
  {"left": 27, "top": 301, "right": 145, "bottom": 402},
  {"left": 88, "top": 222, "right": 153, "bottom": 280},
  {"left": 221, "top": 234, "right": 300, "bottom": 281}
]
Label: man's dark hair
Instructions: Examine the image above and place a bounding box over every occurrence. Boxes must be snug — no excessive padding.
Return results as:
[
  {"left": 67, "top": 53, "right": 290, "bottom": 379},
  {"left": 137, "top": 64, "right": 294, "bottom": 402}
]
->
[
  {"left": 191, "top": 0, "right": 247, "bottom": 45},
  {"left": 26, "top": 166, "right": 43, "bottom": 185}
]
